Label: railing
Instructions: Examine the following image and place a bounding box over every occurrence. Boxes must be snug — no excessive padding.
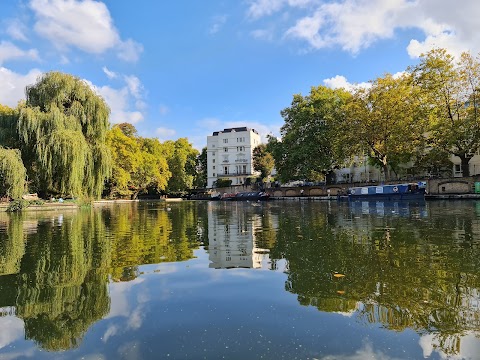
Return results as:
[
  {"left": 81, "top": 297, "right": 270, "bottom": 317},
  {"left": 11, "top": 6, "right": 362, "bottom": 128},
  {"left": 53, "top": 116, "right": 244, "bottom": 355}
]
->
[{"left": 217, "top": 172, "right": 250, "bottom": 177}]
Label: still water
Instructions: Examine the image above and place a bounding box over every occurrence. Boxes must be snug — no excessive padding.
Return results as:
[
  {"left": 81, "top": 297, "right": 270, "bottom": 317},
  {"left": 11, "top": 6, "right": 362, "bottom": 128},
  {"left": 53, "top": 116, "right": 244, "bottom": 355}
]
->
[{"left": 1, "top": 200, "right": 480, "bottom": 359}]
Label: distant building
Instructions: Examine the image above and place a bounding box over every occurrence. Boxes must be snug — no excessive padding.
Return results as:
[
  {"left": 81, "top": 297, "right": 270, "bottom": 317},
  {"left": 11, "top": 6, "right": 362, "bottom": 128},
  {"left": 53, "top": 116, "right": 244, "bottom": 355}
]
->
[{"left": 206, "top": 127, "right": 261, "bottom": 188}]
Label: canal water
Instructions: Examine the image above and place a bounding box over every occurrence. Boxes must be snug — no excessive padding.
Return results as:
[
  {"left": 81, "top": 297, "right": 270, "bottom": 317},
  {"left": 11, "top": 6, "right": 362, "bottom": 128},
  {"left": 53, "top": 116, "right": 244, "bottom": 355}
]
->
[{"left": 1, "top": 200, "right": 480, "bottom": 359}]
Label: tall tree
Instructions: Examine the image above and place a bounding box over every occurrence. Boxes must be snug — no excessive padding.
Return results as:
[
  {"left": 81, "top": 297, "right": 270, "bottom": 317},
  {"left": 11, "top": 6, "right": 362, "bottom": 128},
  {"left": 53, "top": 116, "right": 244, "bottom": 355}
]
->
[
  {"left": 163, "top": 138, "right": 199, "bottom": 193},
  {"left": 0, "top": 147, "right": 27, "bottom": 199},
  {"left": 106, "top": 125, "right": 170, "bottom": 199},
  {"left": 346, "top": 73, "right": 426, "bottom": 180},
  {"left": 412, "top": 48, "right": 480, "bottom": 177},
  {"left": 193, "top": 147, "right": 208, "bottom": 188},
  {"left": 271, "top": 86, "right": 351, "bottom": 183},
  {"left": 17, "top": 71, "right": 112, "bottom": 199},
  {"left": 253, "top": 144, "right": 275, "bottom": 181}
]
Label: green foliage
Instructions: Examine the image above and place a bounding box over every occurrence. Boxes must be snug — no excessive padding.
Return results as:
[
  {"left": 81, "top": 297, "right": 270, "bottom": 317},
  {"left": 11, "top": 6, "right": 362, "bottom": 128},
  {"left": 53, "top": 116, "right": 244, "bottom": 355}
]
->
[
  {"left": 411, "top": 48, "right": 480, "bottom": 176},
  {"left": 106, "top": 125, "right": 171, "bottom": 198},
  {"left": 6, "top": 200, "right": 29, "bottom": 212},
  {"left": 253, "top": 144, "right": 275, "bottom": 180},
  {"left": 0, "top": 147, "right": 27, "bottom": 199},
  {"left": 346, "top": 73, "right": 427, "bottom": 180},
  {"left": 17, "top": 71, "right": 112, "bottom": 198},
  {"left": 214, "top": 178, "right": 232, "bottom": 188},
  {"left": 193, "top": 147, "right": 208, "bottom": 188},
  {"left": 164, "top": 138, "right": 199, "bottom": 193},
  {"left": 0, "top": 104, "right": 20, "bottom": 149},
  {"left": 270, "top": 86, "right": 351, "bottom": 183}
]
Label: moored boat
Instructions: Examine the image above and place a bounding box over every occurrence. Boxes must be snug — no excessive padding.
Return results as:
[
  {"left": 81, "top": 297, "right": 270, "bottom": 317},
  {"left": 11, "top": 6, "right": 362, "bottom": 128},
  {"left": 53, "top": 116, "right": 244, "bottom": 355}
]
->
[
  {"left": 347, "top": 182, "right": 425, "bottom": 201},
  {"left": 221, "top": 191, "right": 270, "bottom": 201}
]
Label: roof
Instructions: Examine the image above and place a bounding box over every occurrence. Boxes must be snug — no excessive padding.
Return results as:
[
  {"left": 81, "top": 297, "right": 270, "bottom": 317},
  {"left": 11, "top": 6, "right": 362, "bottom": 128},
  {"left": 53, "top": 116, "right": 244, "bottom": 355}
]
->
[{"left": 212, "top": 127, "right": 259, "bottom": 136}]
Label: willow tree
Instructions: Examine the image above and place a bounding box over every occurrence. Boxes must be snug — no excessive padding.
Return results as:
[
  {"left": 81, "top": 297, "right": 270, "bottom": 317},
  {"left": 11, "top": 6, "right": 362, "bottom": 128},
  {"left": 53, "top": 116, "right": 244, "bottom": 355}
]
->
[
  {"left": 17, "top": 72, "right": 112, "bottom": 198},
  {"left": 0, "top": 147, "right": 27, "bottom": 199}
]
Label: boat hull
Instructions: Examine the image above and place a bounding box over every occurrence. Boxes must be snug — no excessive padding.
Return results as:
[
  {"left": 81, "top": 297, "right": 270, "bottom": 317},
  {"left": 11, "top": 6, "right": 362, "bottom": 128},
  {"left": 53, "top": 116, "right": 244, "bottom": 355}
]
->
[
  {"left": 347, "top": 183, "right": 425, "bottom": 202},
  {"left": 222, "top": 191, "right": 270, "bottom": 201}
]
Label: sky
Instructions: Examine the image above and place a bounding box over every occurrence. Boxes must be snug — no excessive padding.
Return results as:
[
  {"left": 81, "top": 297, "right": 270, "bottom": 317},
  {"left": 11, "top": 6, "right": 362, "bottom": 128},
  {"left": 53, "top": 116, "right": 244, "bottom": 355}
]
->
[{"left": 1, "top": 0, "right": 480, "bottom": 150}]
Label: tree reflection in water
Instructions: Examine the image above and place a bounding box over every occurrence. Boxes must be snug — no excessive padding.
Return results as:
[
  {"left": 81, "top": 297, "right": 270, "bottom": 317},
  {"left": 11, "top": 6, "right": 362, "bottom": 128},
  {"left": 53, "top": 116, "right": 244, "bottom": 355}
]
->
[
  {"left": 0, "top": 200, "right": 480, "bottom": 357},
  {"left": 0, "top": 202, "right": 204, "bottom": 351},
  {"left": 267, "top": 200, "right": 480, "bottom": 357}
]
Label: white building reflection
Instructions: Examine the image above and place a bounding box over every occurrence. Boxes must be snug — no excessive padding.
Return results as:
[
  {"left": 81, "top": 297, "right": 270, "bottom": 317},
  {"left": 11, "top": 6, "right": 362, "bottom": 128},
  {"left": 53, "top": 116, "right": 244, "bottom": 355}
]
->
[{"left": 207, "top": 202, "right": 270, "bottom": 269}]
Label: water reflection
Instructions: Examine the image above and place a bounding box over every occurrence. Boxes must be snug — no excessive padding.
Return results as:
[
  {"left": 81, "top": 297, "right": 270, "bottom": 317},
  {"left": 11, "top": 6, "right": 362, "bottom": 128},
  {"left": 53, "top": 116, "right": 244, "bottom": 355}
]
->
[
  {"left": 207, "top": 202, "right": 271, "bottom": 269},
  {"left": 0, "top": 201, "right": 480, "bottom": 358},
  {"left": 0, "top": 203, "right": 203, "bottom": 352},
  {"left": 268, "top": 201, "right": 480, "bottom": 358}
]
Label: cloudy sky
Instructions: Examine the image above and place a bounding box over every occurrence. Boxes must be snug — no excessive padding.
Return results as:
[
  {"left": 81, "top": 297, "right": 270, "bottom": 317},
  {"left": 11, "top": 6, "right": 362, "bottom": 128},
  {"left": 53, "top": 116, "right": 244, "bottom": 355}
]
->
[{"left": 1, "top": 0, "right": 479, "bottom": 149}]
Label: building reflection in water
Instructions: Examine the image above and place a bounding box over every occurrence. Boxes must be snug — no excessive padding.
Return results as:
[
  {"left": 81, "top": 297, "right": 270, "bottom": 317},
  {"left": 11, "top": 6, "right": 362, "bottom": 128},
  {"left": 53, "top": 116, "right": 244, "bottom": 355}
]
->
[{"left": 207, "top": 202, "right": 270, "bottom": 269}]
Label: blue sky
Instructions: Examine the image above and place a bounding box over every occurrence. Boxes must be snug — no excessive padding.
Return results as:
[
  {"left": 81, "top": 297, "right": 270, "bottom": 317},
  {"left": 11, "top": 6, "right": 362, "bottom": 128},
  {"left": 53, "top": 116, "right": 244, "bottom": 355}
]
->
[{"left": 1, "top": 0, "right": 479, "bottom": 149}]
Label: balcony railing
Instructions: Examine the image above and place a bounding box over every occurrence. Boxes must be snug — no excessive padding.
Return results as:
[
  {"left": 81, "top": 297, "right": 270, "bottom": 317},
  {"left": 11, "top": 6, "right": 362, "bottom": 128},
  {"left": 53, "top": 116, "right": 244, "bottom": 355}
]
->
[{"left": 217, "top": 172, "right": 250, "bottom": 177}]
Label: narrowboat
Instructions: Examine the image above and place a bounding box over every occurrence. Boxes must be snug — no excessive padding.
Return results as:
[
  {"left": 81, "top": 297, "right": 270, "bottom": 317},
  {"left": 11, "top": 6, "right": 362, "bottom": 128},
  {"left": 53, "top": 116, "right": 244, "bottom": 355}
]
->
[
  {"left": 347, "top": 183, "right": 425, "bottom": 201},
  {"left": 221, "top": 191, "right": 270, "bottom": 201}
]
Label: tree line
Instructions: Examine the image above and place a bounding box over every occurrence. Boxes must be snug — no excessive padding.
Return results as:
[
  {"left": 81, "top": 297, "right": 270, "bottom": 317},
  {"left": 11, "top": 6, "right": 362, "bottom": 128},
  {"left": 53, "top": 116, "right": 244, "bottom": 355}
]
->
[
  {"left": 266, "top": 48, "right": 480, "bottom": 183},
  {"left": 0, "top": 71, "right": 204, "bottom": 200}
]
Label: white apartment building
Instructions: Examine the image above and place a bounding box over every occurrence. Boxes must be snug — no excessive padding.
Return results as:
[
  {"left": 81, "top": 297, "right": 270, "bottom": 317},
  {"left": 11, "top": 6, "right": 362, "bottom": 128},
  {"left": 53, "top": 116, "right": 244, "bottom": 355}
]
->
[{"left": 206, "top": 127, "right": 261, "bottom": 188}]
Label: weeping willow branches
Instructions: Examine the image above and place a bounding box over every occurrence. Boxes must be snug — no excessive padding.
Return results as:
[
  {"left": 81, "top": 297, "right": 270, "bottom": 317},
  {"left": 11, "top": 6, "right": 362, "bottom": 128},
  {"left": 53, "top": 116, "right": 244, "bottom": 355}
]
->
[
  {"left": 0, "top": 147, "right": 27, "bottom": 199},
  {"left": 17, "top": 72, "right": 112, "bottom": 199}
]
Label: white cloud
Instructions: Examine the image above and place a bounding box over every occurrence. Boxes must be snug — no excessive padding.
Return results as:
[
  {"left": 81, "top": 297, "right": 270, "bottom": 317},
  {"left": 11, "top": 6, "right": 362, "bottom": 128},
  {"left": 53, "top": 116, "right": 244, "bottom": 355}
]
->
[
  {"left": 251, "top": 28, "right": 275, "bottom": 41},
  {"left": 247, "top": 0, "right": 316, "bottom": 20},
  {"left": 209, "top": 15, "right": 228, "bottom": 35},
  {"left": 419, "top": 332, "right": 480, "bottom": 360},
  {"left": 248, "top": 0, "right": 480, "bottom": 58},
  {"left": 102, "top": 66, "right": 117, "bottom": 79},
  {"left": 117, "top": 38, "right": 143, "bottom": 62},
  {"left": 5, "top": 19, "right": 29, "bottom": 42},
  {"left": 0, "top": 316, "right": 24, "bottom": 349},
  {"left": 0, "top": 41, "right": 39, "bottom": 65},
  {"left": 319, "top": 342, "right": 402, "bottom": 360},
  {"left": 0, "top": 67, "right": 42, "bottom": 107},
  {"left": 29, "top": 0, "right": 143, "bottom": 62},
  {"left": 102, "top": 325, "right": 118, "bottom": 343},
  {"left": 88, "top": 81, "right": 144, "bottom": 124},
  {"left": 156, "top": 127, "right": 176, "bottom": 141},
  {"left": 124, "top": 75, "right": 143, "bottom": 99},
  {"left": 323, "top": 75, "right": 371, "bottom": 92}
]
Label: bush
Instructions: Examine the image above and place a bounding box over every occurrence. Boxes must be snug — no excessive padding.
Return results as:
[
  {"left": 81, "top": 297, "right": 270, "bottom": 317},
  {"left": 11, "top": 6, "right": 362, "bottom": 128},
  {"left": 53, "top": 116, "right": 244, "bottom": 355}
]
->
[
  {"left": 214, "top": 179, "right": 232, "bottom": 188},
  {"left": 6, "top": 200, "right": 29, "bottom": 212}
]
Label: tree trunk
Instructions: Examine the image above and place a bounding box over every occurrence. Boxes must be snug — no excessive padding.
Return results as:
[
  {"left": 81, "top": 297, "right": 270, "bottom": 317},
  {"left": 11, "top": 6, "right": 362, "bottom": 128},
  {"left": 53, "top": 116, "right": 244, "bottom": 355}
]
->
[{"left": 459, "top": 155, "right": 472, "bottom": 177}]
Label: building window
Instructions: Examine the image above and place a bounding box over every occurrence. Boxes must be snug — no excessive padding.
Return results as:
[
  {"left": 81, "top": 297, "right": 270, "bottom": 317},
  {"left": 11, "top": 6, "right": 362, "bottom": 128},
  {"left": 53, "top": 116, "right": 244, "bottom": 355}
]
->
[
  {"left": 237, "top": 137, "right": 245, "bottom": 142},
  {"left": 223, "top": 139, "right": 228, "bottom": 144},
  {"left": 243, "top": 165, "right": 247, "bottom": 174},
  {"left": 213, "top": 166, "right": 215, "bottom": 169},
  {"left": 212, "top": 159, "right": 215, "bottom": 163},
  {"left": 224, "top": 147, "right": 228, "bottom": 152},
  {"left": 224, "top": 166, "right": 229, "bottom": 174},
  {"left": 213, "top": 173, "right": 216, "bottom": 177},
  {"left": 454, "top": 164, "right": 461, "bottom": 175},
  {"left": 237, "top": 146, "right": 245, "bottom": 152}
]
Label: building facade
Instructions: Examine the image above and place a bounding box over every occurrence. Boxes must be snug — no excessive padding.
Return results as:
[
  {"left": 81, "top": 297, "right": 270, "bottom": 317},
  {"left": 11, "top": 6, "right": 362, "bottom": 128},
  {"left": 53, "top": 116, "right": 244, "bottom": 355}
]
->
[
  {"left": 206, "top": 127, "right": 261, "bottom": 188},
  {"left": 333, "top": 151, "right": 480, "bottom": 184}
]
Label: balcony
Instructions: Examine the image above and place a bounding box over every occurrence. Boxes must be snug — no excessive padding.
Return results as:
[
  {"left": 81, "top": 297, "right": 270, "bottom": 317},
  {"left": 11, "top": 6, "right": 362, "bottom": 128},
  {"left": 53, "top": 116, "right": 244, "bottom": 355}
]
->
[
  {"left": 235, "top": 159, "right": 248, "bottom": 163},
  {"left": 217, "top": 172, "right": 250, "bottom": 177}
]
